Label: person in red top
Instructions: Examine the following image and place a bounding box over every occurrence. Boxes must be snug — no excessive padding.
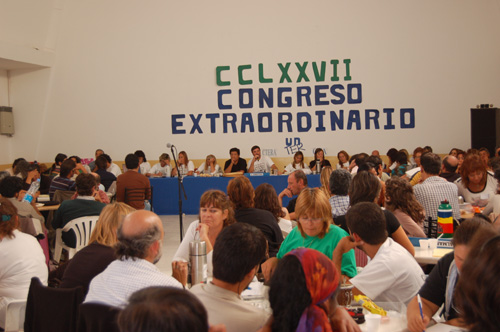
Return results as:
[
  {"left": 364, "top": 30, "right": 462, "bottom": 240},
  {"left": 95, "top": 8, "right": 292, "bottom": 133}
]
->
[{"left": 116, "top": 154, "right": 151, "bottom": 210}]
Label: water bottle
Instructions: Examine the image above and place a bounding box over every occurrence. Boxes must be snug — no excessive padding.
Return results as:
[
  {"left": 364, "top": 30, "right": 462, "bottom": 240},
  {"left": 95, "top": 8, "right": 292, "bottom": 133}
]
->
[
  {"left": 437, "top": 200, "right": 453, "bottom": 238},
  {"left": 189, "top": 240, "right": 207, "bottom": 286},
  {"left": 208, "top": 165, "right": 212, "bottom": 175},
  {"left": 22, "top": 178, "right": 41, "bottom": 204}
]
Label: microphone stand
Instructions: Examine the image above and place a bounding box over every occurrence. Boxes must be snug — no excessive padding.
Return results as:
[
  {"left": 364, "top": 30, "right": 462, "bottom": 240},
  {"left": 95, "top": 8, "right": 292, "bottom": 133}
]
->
[{"left": 170, "top": 145, "right": 188, "bottom": 241}]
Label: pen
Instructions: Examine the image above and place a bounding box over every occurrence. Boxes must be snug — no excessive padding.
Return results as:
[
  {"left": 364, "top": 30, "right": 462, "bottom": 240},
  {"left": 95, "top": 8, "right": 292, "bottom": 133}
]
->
[{"left": 417, "top": 294, "right": 426, "bottom": 332}]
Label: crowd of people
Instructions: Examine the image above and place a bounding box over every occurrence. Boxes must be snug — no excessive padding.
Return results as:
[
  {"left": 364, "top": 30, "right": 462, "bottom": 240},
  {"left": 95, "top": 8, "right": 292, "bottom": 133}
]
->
[{"left": 0, "top": 144, "right": 500, "bottom": 331}]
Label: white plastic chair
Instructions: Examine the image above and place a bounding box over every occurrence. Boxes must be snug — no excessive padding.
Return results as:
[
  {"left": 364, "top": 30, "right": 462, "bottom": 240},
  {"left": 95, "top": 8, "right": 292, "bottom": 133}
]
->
[
  {"left": 53, "top": 216, "right": 100, "bottom": 263},
  {"left": 3, "top": 299, "right": 26, "bottom": 332}
]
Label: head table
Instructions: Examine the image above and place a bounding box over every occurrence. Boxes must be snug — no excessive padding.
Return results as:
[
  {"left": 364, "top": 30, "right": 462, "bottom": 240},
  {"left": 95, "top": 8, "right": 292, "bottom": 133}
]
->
[{"left": 149, "top": 174, "right": 321, "bottom": 215}]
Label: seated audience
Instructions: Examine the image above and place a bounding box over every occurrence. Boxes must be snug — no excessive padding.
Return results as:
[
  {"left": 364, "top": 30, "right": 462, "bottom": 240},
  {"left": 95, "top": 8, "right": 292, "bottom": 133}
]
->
[
  {"left": 59, "top": 202, "right": 135, "bottom": 295},
  {"left": 118, "top": 286, "right": 222, "bottom": 332},
  {"left": 478, "top": 147, "right": 491, "bottom": 170},
  {"left": 227, "top": 176, "right": 283, "bottom": 257},
  {"left": 5, "top": 157, "right": 26, "bottom": 176},
  {"left": 405, "top": 147, "right": 423, "bottom": 180},
  {"left": 385, "top": 177, "right": 426, "bottom": 237},
  {"left": 357, "top": 162, "right": 386, "bottom": 207},
  {"left": 455, "top": 153, "right": 497, "bottom": 207},
  {"left": 384, "top": 147, "right": 399, "bottom": 174},
  {"left": 254, "top": 183, "right": 292, "bottom": 237},
  {"left": 224, "top": 147, "right": 247, "bottom": 174},
  {"left": 48, "top": 158, "right": 77, "bottom": 200},
  {"left": 449, "top": 148, "right": 459, "bottom": 157},
  {"left": 332, "top": 202, "right": 425, "bottom": 305},
  {"left": 171, "top": 151, "right": 195, "bottom": 178},
  {"left": 440, "top": 155, "right": 460, "bottom": 182},
  {"left": 328, "top": 168, "right": 351, "bottom": 218},
  {"left": 87, "top": 148, "right": 104, "bottom": 172},
  {"left": 455, "top": 226, "right": 500, "bottom": 332},
  {"left": 190, "top": 223, "right": 269, "bottom": 332},
  {"left": 197, "top": 154, "right": 221, "bottom": 175},
  {"left": 0, "top": 176, "right": 45, "bottom": 225},
  {"left": 336, "top": 149, "right": 350, "bottom": 169},
  {"left": 414, "top": 153, "right": 460, "bottom": 220},
  {"left": 456, "top": 149, "right": 465, "bottom": 173},
  {"left": 134, "top": 150, "right": 151, "bottom": 175},
  {"left": 367, "top": 154, "right": 390, "bottom": 182},
  {"left": 335, "top": 171, "right": 415, "bottom": 255},
  {"left": 49, "top": 153, "right": 67, "bottom": 178},
  {"left": 116, "top": 154, "right": 151, "bottom": 210},
  {"left": 263, "top": 248, "right": 360, "bottom": 332},
  {"left": 94, "top": 155, "right": 116, "bottom": 191},
  {"left": 248, "top": 145, "right": 279, "bottom": 174},
  {"left": 278, "top": 169, "right": 308, "bottom": 220},
  {"left": 349, "top": 152, "right": 369, "bottom": 175},
  {"left": 319, "top": 166, "right": 333, "bottom": 198},
  {"left": 103, "top": 153, "right": 122, "bottom": 177},
  {"left": 391, "top": 150, "right": 408, "bottom": 177},
  {"left": 262, "top": 188, "right": 357, "bottom": 281},
  {"left": 0, "top": 198, "right": 47, "bottom": 329},
  {"left": 173, "top": 190, "right": 235, "bottom": 277},
  {"left": 52, "top": 173, "right": 106, "bottom": 247},
  {"left": 85, "top": 210, "right": 184, "bottom": 307},
  {"left": 308, "top": 148, "right": 331, "bottom": 172},
  {"left": 485, "top": 168, "right": 500, "bottom": 223},
  {"left": 284, "top": 151, "right": 310, "bottom": 174},
  {"left": 407, "top": 217, "right": 493, "bottom": 332},
  {"left": 146, "top": 153, "right": 171, "bottom": 177},
  {"left": 69, "top": 155, "right": 91, "bottom": 176}
]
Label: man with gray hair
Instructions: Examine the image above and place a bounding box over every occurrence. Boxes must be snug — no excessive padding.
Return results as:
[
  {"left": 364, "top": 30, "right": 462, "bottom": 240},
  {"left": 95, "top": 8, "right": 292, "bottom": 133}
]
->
[
  {"left": 329, "top": 169, "right": 351, "bottom": 218},
  {"left": 85, "top": 210, "right": 185, "bottom": 308}
]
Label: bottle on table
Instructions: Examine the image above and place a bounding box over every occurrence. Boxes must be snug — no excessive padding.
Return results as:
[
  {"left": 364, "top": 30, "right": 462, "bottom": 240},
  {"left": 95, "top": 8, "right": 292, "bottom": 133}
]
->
[{"left": 22, "top": 178, "right": 41, "bottom": 204}]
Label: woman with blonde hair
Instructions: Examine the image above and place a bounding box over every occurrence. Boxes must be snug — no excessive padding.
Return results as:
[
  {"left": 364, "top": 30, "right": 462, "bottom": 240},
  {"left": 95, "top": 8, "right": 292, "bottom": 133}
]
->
[
  {"left": 319, "top": 166, "right": 333, "bottom": 198},
  {"left": 196, "top": 154, "right": 221, "bottom": 175},
  {"left": 284, "top": 151, "right": 310, "bottom": 174},
  {"left": 60, "top": 202, "right": 135, "bottom": 294},
  {"left": 262, "top": 188, "right": 357, "bottom": 281},
  {"left": 171, "top": 151, "right": 194, "bottom": 178},
  {"left": 385, "top": 177, "right": 426, "bottom": 237}
]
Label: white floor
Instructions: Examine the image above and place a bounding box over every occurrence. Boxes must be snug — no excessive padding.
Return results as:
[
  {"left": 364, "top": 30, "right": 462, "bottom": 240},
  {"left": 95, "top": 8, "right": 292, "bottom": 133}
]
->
[{"left": 156, "top": 214, "right": 198, "bottom": 275}]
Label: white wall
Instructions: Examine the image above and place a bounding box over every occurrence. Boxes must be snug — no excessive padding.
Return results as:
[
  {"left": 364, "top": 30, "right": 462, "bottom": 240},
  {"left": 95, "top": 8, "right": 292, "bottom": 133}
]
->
[{"left": 1, "top": 0, "right": 500, "bottom": 164}]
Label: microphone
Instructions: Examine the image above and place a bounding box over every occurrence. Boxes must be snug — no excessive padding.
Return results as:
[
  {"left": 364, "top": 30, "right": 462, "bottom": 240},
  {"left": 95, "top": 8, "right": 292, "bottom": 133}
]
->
[{"left": 166, "top": 143, "right": 175, "bottom": 148}]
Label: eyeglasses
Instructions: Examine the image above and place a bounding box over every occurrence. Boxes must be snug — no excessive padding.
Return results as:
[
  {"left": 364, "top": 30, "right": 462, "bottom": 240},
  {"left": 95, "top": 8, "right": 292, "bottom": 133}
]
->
[{"left": 298, "top": 217, "right": 323, "bottom": 224}]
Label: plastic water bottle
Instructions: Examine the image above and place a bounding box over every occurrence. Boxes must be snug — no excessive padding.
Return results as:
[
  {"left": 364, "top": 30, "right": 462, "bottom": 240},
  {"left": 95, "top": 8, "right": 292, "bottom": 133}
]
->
[
  {"left": 208, "top": 165, "right": 212, "bottom": 175},
  {"left": 437, "top": 200, "right": 453, "bottom": 238},
  {"left": 22, "top": 178, "right": 41, "bottom": 204}
]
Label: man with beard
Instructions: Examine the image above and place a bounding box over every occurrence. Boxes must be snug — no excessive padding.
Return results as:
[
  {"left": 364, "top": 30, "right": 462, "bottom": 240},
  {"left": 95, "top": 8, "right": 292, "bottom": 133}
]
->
[{"left": 85, "top": 210, "right": 185, "bottom": 307}]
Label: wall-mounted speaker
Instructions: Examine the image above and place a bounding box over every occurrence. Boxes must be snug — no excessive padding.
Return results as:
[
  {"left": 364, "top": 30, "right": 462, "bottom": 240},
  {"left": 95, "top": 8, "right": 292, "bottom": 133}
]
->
[{"left": 0, "top": 106, "right": 14, "bottom": 136}]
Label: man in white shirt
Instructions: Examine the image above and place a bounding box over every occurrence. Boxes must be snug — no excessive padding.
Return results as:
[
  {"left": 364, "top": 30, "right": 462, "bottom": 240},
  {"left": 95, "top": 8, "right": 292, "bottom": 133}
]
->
[
  {"left": 190, "top": 223, "right": 270, "bottom": 332},
  {"left": 248, "top": 145, "right": 279, "bottom": 174},
  {"left": 146, "top": 153, "right": 171, "bottom": 177},
  {"left": 332, "top": 202, "right": 425, "bottom": 305},
  {"left": 85, "top": 210, "right": 186, "bottom": 308}
]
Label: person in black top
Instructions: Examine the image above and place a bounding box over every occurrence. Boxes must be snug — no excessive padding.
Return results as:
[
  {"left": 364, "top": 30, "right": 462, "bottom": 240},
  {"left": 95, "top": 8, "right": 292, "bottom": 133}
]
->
[
  {"left": 224, "top": 147, "right": 247, "bottom": 174},
  {"left": 308, "top": 148, "right": 331, "bottom": 171},
  {"left": 407, "top": 217, "right": 494, "bottom": 332},
  {"left": 94, "top": 155, "right": 117, "bottom": 191},
  {"left": 227, "top": 176, "right": 283, "bottom": 257}
]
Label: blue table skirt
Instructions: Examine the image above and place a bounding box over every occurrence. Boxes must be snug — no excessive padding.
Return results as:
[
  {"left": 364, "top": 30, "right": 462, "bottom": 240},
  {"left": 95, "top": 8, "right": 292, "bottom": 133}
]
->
[{"left": 150, "top": 174, "right": 321, "bottom": 215}]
